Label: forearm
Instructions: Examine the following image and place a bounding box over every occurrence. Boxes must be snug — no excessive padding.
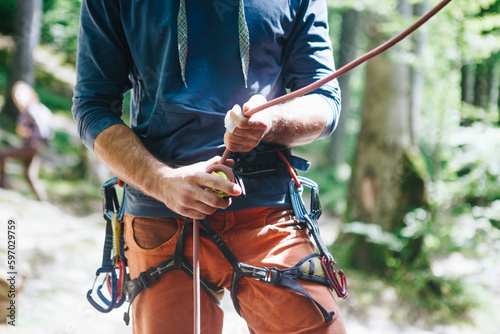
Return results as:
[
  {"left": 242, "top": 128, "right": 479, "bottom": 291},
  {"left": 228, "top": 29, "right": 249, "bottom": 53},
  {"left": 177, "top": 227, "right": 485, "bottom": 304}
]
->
[
  {"left": 93, "top": 124, "right": 241, "bottom": 219},
  {"left": 264, "top": 94, "right": 334, "bottom": 147},
  {"left": 93, "top": 124, "right": 169, "bottom": 199}
]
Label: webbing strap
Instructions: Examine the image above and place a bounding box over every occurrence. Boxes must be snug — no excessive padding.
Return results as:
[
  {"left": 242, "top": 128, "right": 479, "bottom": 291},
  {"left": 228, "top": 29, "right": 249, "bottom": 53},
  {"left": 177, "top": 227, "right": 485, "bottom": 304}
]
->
[
  {"left": 199, "top": 219, "right": 245, "bottom": 278},
  {"left": 240, "top": 253, "right": 328, "bottom": 285},
  {"left": 274, "top": 274, "right": 334, "bottom": 322},
  {"left": 197, "top": 220, "right": 335, "bottom": 322},
  {"left": 124, "top": 221, "right": 224, "bottom": 308},
  {"left": 235, "top": 254, "right": 334, "bottom": 322},
  {"left": 101, "top": 215, "right": 114, "bottom": 270}
]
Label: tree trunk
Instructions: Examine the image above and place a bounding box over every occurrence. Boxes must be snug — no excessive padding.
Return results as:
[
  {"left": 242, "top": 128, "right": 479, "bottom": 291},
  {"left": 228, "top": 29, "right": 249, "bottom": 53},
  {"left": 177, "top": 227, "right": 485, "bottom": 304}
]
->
[
  {"left": 461, "top": 63, "right": 475, "bottom": 104},
  {"left": 410, "top": 2, "right": 428, "bottom": 144},
  {"left": 2, "top": 0, "right": 42, "bottom": 128},
  {"left": 329, "top": 9, "right": 361, "bottom": 167},
  {"left": 498, "top": 70, "right": 500, "bottom": 125},
  {"left": 344, "top": 0, "right": 427, "bottom": 273},
  {"left": 486, "top": 55, "right": 500, "bottom": 114},
  {"left": 473, "top": 61, "right": 489, "bottom": 109}
]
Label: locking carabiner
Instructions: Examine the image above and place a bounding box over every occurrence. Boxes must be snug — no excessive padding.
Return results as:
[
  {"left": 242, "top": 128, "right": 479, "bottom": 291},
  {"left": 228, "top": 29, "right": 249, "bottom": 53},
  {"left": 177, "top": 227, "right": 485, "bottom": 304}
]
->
[{"left": 321, "top": 256, "right": 348, "bottom": 299}]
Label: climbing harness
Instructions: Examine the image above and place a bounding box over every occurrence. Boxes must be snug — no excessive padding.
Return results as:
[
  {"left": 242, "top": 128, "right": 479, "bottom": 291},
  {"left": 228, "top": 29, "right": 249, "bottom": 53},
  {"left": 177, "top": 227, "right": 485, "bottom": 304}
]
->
[
  {"left": 87, "top": 177, "right": 128, "bottom": 313},
  {"left": 87, "top": 151, "right": 346, "bottom": 324},
  {"left": 121, "top": 154, "right": 344, "bottom": 324}
]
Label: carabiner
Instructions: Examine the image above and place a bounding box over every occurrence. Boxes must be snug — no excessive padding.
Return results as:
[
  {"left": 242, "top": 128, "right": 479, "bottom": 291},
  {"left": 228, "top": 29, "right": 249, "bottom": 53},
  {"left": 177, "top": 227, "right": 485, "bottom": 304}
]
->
[
  {"left": 321, "top": 256, "right": 348, "bottom": 299},
  {"left": 289, "top": 176, "right": 322, "bottom": 224},
  {"left": 106, "top": 257, "right": 126, "bottom": 304},
  {"left": 87, "top": 266, "right": 118, "bottom": 313}
]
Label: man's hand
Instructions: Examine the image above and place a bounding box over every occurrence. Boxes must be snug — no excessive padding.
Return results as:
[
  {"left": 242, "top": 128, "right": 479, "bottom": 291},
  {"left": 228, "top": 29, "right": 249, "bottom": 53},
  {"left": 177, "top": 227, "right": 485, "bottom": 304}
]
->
[
  {"left": 152, "top": 157, "right": 242, "bottom": 219},
  {"left": 223, "top": 93, "right": 332, "bottom": 151},
  {"left": 223, "top": 95, "right": 278, "bottom": 152},
  {"left": 94, "top": 124, "right": 242, "bottom": 220}
]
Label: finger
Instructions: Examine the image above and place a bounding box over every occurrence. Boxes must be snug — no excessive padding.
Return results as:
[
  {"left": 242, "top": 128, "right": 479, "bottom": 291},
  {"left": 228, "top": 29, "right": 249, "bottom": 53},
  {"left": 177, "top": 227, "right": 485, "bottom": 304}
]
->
[
  {"left": 201, "top": 172, "right": 242, "bottom": 197},
  {"left": 224, "top": 131, "right": 261, "bottom": 152},
  {"left": 175, "top": 187, "right": 231, "bottom": 218},
  {"left": 243, "top": 94, "right": 267, "bottom": 113},
  {"left": 179, "top": 206, "right": 212, "bottom": 220},
  {"left": 205, "top": 156, "right": 235, "bottom": 168},
  {"left": 228, "top": 102, "right": 267, "bottom": 132},
  {"left": 189, "top": 198, "right": 229, "bottom": 217},
  {"left": 223, "top": 159, "right": 235, "bottom": 168},
  {"left": 228, "top": 104, "right": 249, "bottom": 129},
  {"left": 224, "top": 112, "right": 238, "bottom": 134},
  {"left": 201, "top": 156, "right": 224, "bottom": 168}
]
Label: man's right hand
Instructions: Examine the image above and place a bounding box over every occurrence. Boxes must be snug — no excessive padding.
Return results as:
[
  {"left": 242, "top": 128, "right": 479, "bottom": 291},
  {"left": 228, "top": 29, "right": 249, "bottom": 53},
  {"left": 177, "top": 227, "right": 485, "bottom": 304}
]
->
[
  {"left": 94, "top": 124, "right": 241, "bottom": 220},
  {"left": 152, "top": 157, "right": 242, "bottom": 219}
]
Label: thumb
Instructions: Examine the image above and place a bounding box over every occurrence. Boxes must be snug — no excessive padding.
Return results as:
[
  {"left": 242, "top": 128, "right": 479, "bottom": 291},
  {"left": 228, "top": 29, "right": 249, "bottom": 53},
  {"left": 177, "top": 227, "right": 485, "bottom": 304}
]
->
[
  {"left": 203, "top": 156, "right": 223, "bottom": 168},
  {"left": 243, "top": 94, "right": 267, "bottom": 113}
]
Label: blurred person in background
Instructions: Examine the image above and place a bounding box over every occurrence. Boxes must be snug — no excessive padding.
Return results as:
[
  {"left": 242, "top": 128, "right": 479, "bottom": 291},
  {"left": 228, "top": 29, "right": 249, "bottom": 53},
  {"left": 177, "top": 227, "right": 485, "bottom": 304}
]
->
[{"left": 0, "top": 81, "right": 52, "bottom": 201}]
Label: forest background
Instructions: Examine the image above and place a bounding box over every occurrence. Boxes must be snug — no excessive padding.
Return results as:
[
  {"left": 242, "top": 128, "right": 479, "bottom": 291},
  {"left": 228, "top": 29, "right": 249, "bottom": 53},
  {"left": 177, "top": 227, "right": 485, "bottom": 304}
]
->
[{"left": 0, "top": 0, "right": 499, "bottom": 333}]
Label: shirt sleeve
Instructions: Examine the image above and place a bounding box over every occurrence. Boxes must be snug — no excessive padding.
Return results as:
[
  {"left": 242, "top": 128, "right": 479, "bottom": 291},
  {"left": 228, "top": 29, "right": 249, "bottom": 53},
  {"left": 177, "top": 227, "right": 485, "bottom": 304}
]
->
[
  {"left": 72, "top": 0, "right": 133, "bottom": 151},
  {"left": 282, "top": 0, "right": 341, "bottom": 139}
]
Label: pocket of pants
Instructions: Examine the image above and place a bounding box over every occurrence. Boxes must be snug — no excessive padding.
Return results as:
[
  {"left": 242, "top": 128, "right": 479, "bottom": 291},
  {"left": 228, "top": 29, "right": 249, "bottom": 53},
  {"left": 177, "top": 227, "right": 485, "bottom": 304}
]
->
[{"left": 129, "top": 216, "right": 181, "bottom": 251}]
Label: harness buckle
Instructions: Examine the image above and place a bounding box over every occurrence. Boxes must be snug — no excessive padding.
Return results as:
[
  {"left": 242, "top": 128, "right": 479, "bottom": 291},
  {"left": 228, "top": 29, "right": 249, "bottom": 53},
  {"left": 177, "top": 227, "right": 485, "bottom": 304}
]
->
[
  {"left": 260, "top": 267, "right": 281, "bottom": 286},
  {"left": 137, "top": 267, "right": 159, "bottom": 289}
]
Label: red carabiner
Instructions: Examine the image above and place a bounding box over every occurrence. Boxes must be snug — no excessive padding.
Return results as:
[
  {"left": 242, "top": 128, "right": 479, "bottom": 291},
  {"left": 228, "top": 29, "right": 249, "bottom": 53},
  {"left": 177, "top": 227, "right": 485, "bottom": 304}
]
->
[
  {"left": 321, "top": 256, "right": 348, "bottom": 299},
  {"left": 106, "top": 257, "right": 125, "bottom": 302}
]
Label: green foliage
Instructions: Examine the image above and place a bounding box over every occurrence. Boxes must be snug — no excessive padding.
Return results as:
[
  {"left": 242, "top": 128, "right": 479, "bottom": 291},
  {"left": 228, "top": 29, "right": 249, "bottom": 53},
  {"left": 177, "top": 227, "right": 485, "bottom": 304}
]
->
[
  {"left": 34, "top": 68, "right": 74, "bottom": 113},
  {"left": 328, "top": 0, "right": 399, "bottom": 16},
  {"left": 41, "top": 129, "right": 104, "bottom": 216},
  {"left": 394, "top": 272, "right": 477, "bottom": 325},
  {"left": 35, "top": 86, "right": 73, "bottom": 113},
  {"left": 333, "top": 207, "right": 480, "bottom": 326},
  {"left": 0, "top": 0, "right": 497, "bottom": 329},
  {"left": 0, "top": 0, "right": 16, "bottom": 35},
  {"left": 41, "top": 0, "right": 82, "bottom": 64},
  {"left": 333, "top": 115, "right": 500, "bottom": 324},
  {"left": 0, "top": 0, "right": 79, "bottom": 62},
  {"left": 438, "top": 123, "right": 500, "bottom": 205},
  {"left": 454, "top": 0, "right": 500, "bottom": 61},
  {"left": 295, "top": 139, "right": 352, "bottom": 216},
  {"left": 43, "top": 130, "right": 85, "bottom": 180},
  {"left": 0, "top": 49, "right": 10, "bottom": 89},
  {"left": 0, "top": 0, "right": 57, "bottom": 35}
]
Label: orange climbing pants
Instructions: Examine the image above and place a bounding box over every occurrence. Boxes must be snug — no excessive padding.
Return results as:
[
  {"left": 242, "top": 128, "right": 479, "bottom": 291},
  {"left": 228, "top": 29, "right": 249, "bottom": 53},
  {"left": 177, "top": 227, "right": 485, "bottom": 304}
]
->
[{"left": 124, "top": 207, "right": 346, "bottom": 334}]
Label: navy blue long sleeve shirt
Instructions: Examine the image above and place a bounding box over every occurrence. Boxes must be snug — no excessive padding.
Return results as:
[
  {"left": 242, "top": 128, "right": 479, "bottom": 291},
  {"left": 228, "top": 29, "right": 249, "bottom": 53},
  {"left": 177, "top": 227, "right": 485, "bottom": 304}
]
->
[{"left": 73, "top": 0, "right": 341, "bottom": 217}]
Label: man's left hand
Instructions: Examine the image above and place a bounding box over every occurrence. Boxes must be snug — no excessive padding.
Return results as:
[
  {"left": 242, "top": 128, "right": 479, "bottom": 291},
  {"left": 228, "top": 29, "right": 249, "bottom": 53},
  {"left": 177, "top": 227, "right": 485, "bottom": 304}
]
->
[{"left": 223, "top": 94, "right": 278, "bottom": 152}]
